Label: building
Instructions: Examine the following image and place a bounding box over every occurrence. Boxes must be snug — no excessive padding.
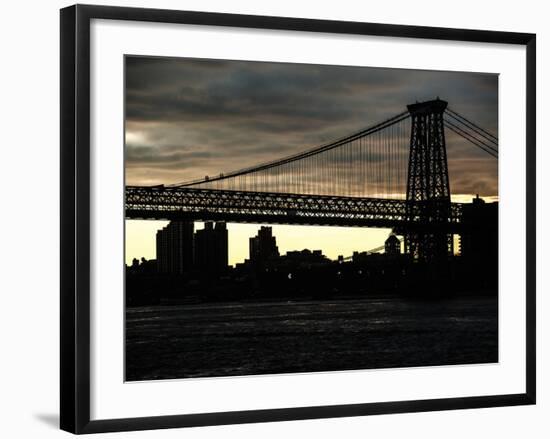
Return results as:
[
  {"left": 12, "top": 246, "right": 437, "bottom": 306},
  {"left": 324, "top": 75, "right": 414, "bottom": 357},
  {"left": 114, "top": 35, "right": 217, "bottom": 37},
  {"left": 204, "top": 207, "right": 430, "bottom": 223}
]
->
[
  {"left": 156, "top": 221, "right": 194, "bottom": 274},
  {"left": 127, "top": 257, "right": 157, "bottom": 275},
  {"left": 249, "top": 226, "right": 279, "bottom": 265},
  {"left": 459, "top": 195, "right": 498, "bottom": 286},
  {"left": 279, "top": 249, "right": 330, "bottom": 268},
  {"left": 194, "top": 221, "right": 228, "bottom": 276},
  {"left": 385, "top": 234, "right": 401, "bottom": 256}
]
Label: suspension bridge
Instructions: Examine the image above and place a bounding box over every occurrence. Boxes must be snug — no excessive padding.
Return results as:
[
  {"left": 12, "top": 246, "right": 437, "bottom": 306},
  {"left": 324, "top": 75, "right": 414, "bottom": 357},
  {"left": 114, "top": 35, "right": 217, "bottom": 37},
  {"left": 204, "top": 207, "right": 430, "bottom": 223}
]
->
[{"left": 126, "top": 98, "right": 498, "bottom": 260}]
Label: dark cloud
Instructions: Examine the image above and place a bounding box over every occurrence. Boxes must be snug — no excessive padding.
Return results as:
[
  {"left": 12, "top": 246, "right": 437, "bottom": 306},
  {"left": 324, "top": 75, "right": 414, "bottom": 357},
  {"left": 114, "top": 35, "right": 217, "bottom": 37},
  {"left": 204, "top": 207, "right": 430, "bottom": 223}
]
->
[{"left": 125, "top": 56, "right": 498, "bottom": 197}]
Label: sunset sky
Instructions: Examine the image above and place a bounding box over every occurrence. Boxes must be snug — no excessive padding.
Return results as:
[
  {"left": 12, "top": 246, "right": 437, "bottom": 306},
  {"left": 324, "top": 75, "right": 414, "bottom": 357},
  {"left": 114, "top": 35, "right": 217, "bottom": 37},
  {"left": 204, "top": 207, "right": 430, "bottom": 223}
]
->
[{"left": 125, "top": 56, "right": 498, "bottom": 266}]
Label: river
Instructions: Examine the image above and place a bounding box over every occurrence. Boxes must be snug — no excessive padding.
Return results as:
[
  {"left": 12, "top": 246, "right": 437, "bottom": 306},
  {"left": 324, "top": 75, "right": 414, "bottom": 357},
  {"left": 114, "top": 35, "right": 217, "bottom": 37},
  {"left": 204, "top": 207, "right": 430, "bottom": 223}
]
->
[{"left": 125, "top": 295, "right": 497, "bottom": 381}]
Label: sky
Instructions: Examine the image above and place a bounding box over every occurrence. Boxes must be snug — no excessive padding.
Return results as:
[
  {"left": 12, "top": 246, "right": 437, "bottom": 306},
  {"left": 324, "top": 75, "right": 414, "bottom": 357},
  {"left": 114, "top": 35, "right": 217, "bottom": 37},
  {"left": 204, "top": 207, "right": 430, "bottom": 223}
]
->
[{"left": 125, "top": 56, "right": 498, "bottom": 266}]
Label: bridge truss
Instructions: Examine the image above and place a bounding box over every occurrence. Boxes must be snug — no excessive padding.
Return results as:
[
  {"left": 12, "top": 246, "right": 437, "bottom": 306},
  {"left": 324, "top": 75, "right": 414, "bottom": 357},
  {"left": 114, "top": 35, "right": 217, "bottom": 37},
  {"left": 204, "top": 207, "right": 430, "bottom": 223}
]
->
[{"left": 126, "top": 186, "right": 464, "bottom": 231}]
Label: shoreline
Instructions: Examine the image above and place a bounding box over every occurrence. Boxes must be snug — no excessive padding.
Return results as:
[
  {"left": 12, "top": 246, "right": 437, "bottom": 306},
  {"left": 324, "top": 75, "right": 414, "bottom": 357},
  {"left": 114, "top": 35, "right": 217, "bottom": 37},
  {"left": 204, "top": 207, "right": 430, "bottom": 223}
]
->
[{"left": 126, "top": 288, "right": 498, "bottom": 310}]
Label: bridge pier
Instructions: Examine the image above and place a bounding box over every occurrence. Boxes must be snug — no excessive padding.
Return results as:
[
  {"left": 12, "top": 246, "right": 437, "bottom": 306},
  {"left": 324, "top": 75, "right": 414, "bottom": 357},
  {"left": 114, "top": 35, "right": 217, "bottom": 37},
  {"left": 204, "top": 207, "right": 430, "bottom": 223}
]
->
[{"left": 405, "top": 98, "right": 453, "bottom": 261}]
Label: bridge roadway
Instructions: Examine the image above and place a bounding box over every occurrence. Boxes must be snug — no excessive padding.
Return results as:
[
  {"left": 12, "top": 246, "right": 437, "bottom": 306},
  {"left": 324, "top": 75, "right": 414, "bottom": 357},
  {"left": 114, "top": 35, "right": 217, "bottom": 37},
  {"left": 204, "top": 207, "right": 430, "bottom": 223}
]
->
[{"left": 126, "top": 186, "right": 465, "bottom": 231}]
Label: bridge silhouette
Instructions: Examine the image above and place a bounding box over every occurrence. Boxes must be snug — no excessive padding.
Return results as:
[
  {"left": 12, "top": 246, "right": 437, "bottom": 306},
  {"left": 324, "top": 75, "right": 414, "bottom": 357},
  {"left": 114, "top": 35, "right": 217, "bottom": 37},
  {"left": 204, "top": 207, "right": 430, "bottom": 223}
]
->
[{"left": 126, "top": 98, "right": 498, "bottom": 260}]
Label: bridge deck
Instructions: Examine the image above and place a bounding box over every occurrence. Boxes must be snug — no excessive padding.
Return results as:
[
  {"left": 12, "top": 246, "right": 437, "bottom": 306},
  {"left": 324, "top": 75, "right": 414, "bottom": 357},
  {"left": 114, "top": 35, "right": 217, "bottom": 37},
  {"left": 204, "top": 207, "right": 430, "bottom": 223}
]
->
[{"left": 126, "top": 186, "right": 464, "bottom": 230}]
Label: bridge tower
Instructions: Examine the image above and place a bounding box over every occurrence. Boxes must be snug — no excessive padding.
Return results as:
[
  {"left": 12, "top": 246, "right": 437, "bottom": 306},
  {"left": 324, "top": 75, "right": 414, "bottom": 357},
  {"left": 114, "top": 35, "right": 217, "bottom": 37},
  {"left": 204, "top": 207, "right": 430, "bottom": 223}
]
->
[{"left": 404, "top": 98, "right": 453, "bottom": 260}]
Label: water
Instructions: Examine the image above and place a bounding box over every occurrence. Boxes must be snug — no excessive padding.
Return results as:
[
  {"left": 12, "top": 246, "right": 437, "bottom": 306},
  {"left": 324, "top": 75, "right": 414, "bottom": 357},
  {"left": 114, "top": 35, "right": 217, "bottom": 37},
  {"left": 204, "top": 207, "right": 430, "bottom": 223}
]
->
[{"left": 125, "top": 296, "right": 497, "bottom": 381}]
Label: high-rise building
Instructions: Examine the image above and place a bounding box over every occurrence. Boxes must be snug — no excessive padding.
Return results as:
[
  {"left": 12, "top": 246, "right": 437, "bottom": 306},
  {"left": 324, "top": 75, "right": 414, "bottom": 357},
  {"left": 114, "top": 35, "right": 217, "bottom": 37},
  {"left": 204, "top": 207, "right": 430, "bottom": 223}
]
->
[
  {"left": 385, "top": 234, "right": 401, "bottom": 256},
  {"left": 156, "top": 221, "right": 194, "bottom": 274},
  {"left": 249, "top": 226, "right": 279, "bottom": 265},
  {"left": 459, "top": 195, "right": 498, "bottom": 284},
  {"left": 194, "top": 221, "right": 228, "bottom": 275}
]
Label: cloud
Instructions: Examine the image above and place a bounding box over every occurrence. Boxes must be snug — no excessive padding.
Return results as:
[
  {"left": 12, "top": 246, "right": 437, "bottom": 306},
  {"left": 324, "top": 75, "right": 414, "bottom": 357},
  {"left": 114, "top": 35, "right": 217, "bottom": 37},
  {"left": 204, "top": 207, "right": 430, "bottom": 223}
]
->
[{"left": 125, "top": 56, "right": 498, "bottom": 197}]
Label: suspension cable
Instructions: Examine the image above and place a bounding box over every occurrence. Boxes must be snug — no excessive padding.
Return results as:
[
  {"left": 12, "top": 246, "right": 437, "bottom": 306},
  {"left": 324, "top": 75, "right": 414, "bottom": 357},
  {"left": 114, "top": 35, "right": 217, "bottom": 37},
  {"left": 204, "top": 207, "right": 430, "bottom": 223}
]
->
[
  {"left": 444, "top": 120, "right": 498, "bottom": 158},
  {"left": 169, "top": 111, "right": 410, "bottom": 187},
  {"left": 445, "top": 108, "right": 498, "bottom": 144}
]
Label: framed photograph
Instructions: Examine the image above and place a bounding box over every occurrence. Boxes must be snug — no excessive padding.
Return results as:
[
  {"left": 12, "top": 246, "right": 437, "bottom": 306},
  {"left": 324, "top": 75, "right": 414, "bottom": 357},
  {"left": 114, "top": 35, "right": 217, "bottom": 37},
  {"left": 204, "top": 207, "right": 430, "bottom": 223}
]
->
[{"left": 60, "top": 4, "right": 536, "bottom": 434}]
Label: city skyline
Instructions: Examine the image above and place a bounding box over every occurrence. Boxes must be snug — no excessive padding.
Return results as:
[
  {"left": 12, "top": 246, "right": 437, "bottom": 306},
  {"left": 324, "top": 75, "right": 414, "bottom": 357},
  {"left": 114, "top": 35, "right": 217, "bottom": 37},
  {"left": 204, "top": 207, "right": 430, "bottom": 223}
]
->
[
  {"left": 125, "top": 56, "right": 498, "bottom": 267},
  {"left": 126, "top": 220, "right": 396, "bottom": 267}
]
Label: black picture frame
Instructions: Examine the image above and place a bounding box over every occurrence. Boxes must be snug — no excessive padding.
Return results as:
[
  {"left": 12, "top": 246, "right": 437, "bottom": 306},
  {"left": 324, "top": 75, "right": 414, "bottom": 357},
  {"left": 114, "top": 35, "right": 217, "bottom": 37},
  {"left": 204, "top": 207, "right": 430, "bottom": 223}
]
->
[{"left": 60, "top": 4, "right": 536, "bottom": 434}]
